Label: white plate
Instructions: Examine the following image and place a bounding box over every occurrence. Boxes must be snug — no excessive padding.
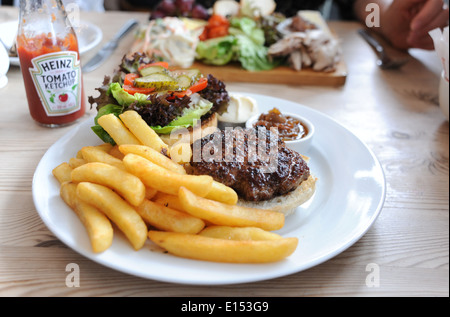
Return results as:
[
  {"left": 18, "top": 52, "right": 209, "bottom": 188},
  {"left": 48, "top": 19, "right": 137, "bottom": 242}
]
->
[
  {"left": 32, "top": 93, "right": 386, "bottom": 285},
  {"left": 8, "top": 20, "right": 102, "bottom": 66}
]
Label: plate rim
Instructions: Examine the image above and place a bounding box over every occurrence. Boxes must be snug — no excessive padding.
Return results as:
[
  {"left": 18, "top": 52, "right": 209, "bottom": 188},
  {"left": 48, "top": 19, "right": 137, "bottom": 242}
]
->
[
  {"left": 77, "top": 20, "right": 103, "bottom": 55},
  {"left": 32, "top": 92, "right": 386, "bottom": 285}
]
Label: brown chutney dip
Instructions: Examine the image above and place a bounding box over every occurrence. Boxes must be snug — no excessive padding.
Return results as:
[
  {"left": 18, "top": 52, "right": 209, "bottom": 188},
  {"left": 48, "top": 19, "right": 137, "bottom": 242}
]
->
[{"left": 253, "top": 108, "right": 308, "bottom": 141}]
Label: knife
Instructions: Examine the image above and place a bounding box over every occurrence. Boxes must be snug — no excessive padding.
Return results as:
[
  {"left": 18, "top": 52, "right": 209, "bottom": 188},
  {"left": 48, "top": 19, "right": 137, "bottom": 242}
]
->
[
  {"left": 358, "top": 29, "right": 409, "bottom": 70},
  {"left": 82, "top": 19, "right": 139, "bottom": 73}
]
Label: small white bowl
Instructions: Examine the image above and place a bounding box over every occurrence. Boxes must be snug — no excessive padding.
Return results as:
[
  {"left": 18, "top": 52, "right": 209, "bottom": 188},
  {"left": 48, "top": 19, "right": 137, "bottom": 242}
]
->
[{"left": 246, "top": 112, "right": 315, "bottom": 154}]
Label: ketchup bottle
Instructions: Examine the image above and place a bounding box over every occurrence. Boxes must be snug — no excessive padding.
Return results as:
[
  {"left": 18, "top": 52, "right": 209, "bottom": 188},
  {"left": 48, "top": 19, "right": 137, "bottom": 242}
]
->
[{"left": 17, "top": 0, "right": 86, "bottom": 127}]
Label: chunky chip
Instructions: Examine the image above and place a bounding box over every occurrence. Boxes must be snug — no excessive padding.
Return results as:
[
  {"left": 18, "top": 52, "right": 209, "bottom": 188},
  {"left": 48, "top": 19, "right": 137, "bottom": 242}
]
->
[
  {"left": 178, "top": 187, "right": 284, "bottom": 231},
  {"left": 148, "top": 231, "right": 298, "bottom": 263},
  {"left": 76, "top": 182, "right": 147, "bottom": 250}
]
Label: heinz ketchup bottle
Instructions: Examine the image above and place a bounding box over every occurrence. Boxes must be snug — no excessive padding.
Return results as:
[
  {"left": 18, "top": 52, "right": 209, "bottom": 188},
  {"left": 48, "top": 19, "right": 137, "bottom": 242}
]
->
[{"left": 17, "top": 0, "right": 86, "bottom": 127}]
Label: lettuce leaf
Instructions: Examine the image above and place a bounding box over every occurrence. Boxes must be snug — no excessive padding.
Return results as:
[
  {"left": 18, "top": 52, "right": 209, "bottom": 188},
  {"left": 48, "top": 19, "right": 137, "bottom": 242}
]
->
[
  {"left": 234, "top": 35, "right": 276, "bottom": 71},
  {"left": 91, "top": 104, "right": 124, "bottom": 145},
  {"left": 109, "top": 82, "right": 151, "bottom": 107},
  {"left": 91, "top": 83, "right": 213, "bottom": 143},
  {"left": 229, "top": 17, "right": 265, "bottom": 46},
  {"left": 196, "top": 35, "right": 237, "bottom": 66},
  {"left": 196, "top": 17, "right": 277, "bottom": 71},
  {"left": 150, "top": 95, "right": 213, "bottom": 134}
]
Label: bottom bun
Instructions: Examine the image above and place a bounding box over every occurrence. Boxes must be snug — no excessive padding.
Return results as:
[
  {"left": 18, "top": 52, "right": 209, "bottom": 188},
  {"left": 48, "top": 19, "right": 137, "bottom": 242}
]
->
[{"left": 237, "top": 174, "right": 317, "bottom": 217}]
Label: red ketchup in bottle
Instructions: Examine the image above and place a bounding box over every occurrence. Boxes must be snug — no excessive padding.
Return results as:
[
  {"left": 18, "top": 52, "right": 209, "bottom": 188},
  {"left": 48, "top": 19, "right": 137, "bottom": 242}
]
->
[{"left": 17, "top": 0, "right": 85, "bottom": 127}]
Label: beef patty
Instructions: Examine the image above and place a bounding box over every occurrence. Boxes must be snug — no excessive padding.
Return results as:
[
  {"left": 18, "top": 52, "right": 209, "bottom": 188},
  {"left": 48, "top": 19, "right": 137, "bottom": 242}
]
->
[{"left": 188, "top": 128, "right": 310, "bottom": 202}]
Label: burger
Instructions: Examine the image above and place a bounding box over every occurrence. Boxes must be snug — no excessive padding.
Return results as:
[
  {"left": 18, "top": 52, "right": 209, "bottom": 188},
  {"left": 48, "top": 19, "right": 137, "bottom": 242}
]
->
[
  {"left": 88, "top": 52, "right": 230, "bottom": 148},
  {"left": 89, "top": 52, "right": 316, "bottom": 216},
  {"left": 187, "top": 127, "right": 317, "bottom": 216}
]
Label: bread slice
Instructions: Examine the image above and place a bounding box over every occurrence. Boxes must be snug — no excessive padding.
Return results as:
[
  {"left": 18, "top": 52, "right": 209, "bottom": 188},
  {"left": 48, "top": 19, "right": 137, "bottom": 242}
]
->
[
  {"left": 240, "top": 0, "right": 276, "bottom": 18},
  {"left": 213, "top": 0, "right": 241, "bottom": 17},
  {"left": 237, "top": 174, "right": 317, "bottom": 217}
]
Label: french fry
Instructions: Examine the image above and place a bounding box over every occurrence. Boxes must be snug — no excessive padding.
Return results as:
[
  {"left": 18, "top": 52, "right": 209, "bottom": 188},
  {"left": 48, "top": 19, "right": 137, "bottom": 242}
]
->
[
  {"left": 119, "top": 110, "right": 169, "bottom": 155},
  {"left": 68, "top": 157, "right": 86, "bottom": 169},
  {"left": 108, "top": 145, "right": 125, "bottom": 160},
  {"left": 205, "top": 181, "right": 238, "bottom": 205},
  {"left": 145, "top": 187, "right": 158, "bottom": 200},
  {"left": 199, "top": 226, "right": 281, "bottom": 241},
  {"left": 169, "top": 142, "right": 192, "bottom": 165},
  {"left": 52, "top": 162, "right": 73, "bottom": 184},
  {"left": 95, "top": 143, "right": 114, "bottom": 152},
  {"left": 60, "top": 181, "right": 78, "bottom": 209},
  {"left": 152, "top": 192, "right": 185, "bottom": 212},
  {"left": 71, "top": 162, "right": 146, "bottom": 207},
  {"left": 178, "top": 187, "right": 285, "bottom": 231},
  {"left": 123, "top": 154, "right": 213, "bottom": 197},
  {"left": 119, "top": 144, "right": 186, "bottom": 175},
  {"left": 80, "top": 146, "right": 126, "bottom": 170},
  {"left": 137, "top": 199, "right": 205, "bottom": 234},
  {"left": 76, "top": 182, "right": 148, "bottom": 250},
  {"left": 148, "top": 231, "right": 298, "bottom": 263},
  {"left": 76, "top": 149, "right": 84, "bottom": 159},
  {"left": 97, "top": 113, "right": 141, "bottom": 146},
  {"left": 60, "top": 182, "right": 113, "bottom": 253}
]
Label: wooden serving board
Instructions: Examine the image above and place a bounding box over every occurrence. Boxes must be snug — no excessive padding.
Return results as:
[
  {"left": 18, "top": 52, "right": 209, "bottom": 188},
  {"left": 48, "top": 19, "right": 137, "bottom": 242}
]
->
[{"left": 190, "top": 60, "right": 348, "bottom": 87}]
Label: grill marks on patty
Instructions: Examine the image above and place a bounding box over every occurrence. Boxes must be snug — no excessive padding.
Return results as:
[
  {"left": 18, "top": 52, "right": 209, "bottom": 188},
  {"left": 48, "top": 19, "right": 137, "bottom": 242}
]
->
[{"left": 188, "top": 128, "right": 310, "bottom": 202}]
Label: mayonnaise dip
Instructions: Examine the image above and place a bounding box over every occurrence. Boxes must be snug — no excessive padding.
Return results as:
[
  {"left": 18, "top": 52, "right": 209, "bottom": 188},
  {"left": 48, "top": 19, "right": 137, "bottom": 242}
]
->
[{"left": 219, "top": 93, "right": 259, "bottom": 124}]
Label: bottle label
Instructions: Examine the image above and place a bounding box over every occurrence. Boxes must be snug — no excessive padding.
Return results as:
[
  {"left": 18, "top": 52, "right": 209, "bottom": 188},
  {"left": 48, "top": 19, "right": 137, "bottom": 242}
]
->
[{"left": 29, "top": 51, "right": 82, "bottom": 116}]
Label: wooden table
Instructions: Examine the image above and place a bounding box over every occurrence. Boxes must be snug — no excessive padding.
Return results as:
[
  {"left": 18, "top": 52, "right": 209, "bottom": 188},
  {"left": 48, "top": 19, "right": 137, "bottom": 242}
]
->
[{"left": 0, "top": 7, "right": 448, "bottom": 297}]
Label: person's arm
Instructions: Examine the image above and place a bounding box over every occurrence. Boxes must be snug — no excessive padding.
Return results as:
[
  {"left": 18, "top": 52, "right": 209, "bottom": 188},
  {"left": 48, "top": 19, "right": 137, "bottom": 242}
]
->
[{"left": 352, "top": 0, "right": 449, "bottom": 50}]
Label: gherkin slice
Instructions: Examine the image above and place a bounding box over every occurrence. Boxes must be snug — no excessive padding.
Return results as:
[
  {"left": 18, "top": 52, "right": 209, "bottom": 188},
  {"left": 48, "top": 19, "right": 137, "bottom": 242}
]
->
[
  {"left": 140, "top": 65, "right": 168, "bottom": 77},
  {"left": 171, "top": 69, "right": 202, "bottom": 83},
  {"left": 134, "top": 73, "right": 178, "bottom": 91},
  {"left": 176, "top": 75, "right": 193, "bottom": 91}
]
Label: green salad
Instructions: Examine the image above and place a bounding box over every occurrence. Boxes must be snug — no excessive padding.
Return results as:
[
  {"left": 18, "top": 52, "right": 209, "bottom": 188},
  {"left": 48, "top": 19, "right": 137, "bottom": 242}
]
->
[{"left": 196, "top": 17, "right": 279, "bottom": 71}]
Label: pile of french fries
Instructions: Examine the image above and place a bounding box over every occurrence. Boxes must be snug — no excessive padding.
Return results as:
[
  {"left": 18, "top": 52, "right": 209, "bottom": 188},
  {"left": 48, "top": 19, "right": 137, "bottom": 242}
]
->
[{"left": 52, "top": 110, "right": 298, "bottom": 263}]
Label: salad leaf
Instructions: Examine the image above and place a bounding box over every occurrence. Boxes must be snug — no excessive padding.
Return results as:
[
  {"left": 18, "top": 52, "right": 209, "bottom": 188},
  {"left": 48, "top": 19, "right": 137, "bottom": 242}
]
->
[
  {"left": 196, "top": 17, "right": 277, "bottom": 72},
  {"left": 151, "top": 95, "right": 213, "bottom": 134},
  {"left": 120, "top": 52, "right": 153, "bottom": 74},
  {"left": 234, "top": 34, "right": 276, "bottom": 71},
  {"left": 196, "top": 35, "right": 237, "bottom": 66},
  {"left": 88, "top": 76, "right": 119, "bottom": 111},
  {"left": 93, "top": 83, "right": 212, "bottom": 138},
  {"left": 230, "top": 17, "right": 277, "bottom": 71},
  {"left": 229, "top": 17, "right": 265, "bottom": 46},
  {"left": 91, "top": 104, "right": 124, "bottom": 145},
  {"left": 109, "top": 82, "right": 151, "bottom": 107}
]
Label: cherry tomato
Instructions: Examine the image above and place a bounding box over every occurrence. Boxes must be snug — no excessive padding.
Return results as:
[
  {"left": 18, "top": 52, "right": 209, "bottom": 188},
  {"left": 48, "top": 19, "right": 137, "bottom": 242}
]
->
[
  {"left": 208, "top": 14, "right": 229, "bottom": 28},
  {"left": 189, "top": 77, "right": 208, "bottom": 94},
  {"left": 207, "top": 25, "right": 229, "bottom": 39},
  {"left": 138, "top": 61, "right": 170, "bottom": 71},
  {"left": 124, "top": 73, "right": 140, "bottom": 86}
]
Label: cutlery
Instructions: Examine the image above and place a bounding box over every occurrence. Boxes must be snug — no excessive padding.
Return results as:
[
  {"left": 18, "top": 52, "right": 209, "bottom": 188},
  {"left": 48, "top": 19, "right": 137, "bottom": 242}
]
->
[
  {"left": 82, "top": 19, "right": 139, "bottom": 73},
  {"left": 358, "top": 29, "right": 409, "bottom": 70}
]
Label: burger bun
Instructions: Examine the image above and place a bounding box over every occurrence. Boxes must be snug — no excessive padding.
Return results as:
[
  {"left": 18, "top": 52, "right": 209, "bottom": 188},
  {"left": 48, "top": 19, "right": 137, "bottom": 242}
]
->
[{"left": 237, "top": 174, "right": 317, "bottom": 217}]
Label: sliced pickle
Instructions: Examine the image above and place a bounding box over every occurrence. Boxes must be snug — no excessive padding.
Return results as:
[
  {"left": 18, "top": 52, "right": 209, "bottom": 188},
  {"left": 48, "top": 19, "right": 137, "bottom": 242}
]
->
[
  {"left": 171, "top": 69, "right": 202, "bottom": 83},
  {"left": 134, "top": 73, "right": 178, "bottom": 91},
  {"left": 139, "top": 65, "right": 168, "bottom": 77},
  {"left": 176, "top": 75, "right": 193, "bottom": 91}
]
